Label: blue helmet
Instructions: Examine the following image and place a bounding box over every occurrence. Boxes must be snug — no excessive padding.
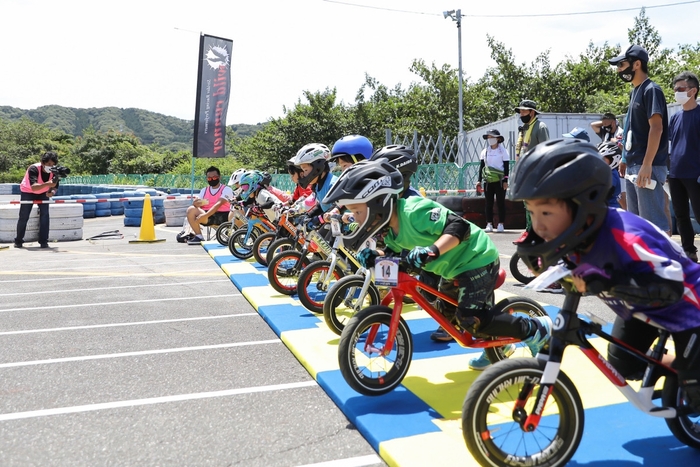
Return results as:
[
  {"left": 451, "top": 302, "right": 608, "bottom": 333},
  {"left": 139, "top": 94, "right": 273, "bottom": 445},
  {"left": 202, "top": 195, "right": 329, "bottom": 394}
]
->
[{"left": 329, "top": 135, "right": 373, "bottom": 163}]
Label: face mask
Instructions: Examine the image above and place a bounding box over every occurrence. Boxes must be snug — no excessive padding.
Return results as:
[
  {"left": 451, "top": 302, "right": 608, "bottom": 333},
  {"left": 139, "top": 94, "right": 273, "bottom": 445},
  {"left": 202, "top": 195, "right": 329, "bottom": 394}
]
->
[
  {"left": 520, "top": 114, "right": 532, "bottom": 124},
  {"left": 44, "top": 165, "right": 52, "bottom": 174},
  {"left": 617, "top": 64, "right": 635, "bottom": 83},
  {"left": 675, "top": 91, "right": 692, "bottom": 105},
  {"left": 601, "top": 126, "right": 611, "bottom": 132},
  {"left": 207, "top": 179, "right": 219, "bottom": 187},
  {"left": 487, "top": 138, "right": 498, "bottom": 146}
]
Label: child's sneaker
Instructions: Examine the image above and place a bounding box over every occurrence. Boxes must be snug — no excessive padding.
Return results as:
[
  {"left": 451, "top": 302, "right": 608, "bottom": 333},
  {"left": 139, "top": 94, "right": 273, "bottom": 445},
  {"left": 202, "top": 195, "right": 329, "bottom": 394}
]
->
[
  {"left": 468, "top": 344, "right": 515, "bottom": 370},
  {"left": 523, "top": 316, "right": 552, "bottom": 357},
  {"left": 497, "top": 223, "right": 505, "bottom": 233},
  {"left": 543, "top": 282, "right": 564, "bottom": 294},
  {"left": 485, "top": 223, "right": 493, "bottom": 233}
]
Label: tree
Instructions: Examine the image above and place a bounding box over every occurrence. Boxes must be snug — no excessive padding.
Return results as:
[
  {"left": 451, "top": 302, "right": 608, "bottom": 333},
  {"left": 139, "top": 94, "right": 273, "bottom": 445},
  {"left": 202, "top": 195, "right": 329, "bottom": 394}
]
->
[{"left": 628, "top": 8, "right": 661, "bottom": 59}]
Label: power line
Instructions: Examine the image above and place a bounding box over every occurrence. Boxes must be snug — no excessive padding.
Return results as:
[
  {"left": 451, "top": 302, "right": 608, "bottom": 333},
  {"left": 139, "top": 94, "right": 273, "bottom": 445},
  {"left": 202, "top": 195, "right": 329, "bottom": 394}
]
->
[{"left": 322, "top": 0, "right": 700, "bottom": 18}]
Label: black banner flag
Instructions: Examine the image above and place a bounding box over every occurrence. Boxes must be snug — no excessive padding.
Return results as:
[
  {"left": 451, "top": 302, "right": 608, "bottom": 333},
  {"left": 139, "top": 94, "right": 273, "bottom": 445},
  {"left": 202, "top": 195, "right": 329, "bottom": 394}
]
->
[{"left": 193, "top": 34, "right": 233, "bottom": 158}]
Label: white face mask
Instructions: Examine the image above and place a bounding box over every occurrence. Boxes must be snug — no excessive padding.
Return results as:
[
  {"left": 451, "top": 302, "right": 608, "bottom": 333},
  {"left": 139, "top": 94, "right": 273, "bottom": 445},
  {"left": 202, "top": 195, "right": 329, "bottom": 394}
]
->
[
  {"left": 675, "top": 91, "right": 692, "bottom": 105},
  {"left": 43, "top": 165, "right": 52, "bottom": 174},
  {"left": 487, "top": 138, "right": 498, "bottom": 146}
]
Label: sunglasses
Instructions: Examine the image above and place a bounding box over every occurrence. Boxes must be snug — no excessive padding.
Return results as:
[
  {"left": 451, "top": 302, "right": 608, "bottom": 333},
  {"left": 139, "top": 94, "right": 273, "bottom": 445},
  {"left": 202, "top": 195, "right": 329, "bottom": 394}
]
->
[
  {"left": 674, "top": 86, "right": 689, "bottom": 92},
  {"left": 207, "top": 176, "right": 220, "bottom": 181}
]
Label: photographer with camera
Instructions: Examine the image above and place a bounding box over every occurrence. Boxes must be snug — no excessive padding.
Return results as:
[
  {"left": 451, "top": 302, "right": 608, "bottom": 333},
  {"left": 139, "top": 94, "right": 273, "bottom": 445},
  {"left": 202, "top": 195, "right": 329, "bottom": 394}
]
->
[{"left": 15, "top": 151, "right": 65, "bottom": 249}]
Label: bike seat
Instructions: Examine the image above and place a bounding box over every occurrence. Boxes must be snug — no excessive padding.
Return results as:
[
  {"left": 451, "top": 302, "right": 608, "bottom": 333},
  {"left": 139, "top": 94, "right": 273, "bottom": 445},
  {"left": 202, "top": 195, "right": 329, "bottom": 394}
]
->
[{"left": 495, "top": 268, "right": 506, "bottom": 289}]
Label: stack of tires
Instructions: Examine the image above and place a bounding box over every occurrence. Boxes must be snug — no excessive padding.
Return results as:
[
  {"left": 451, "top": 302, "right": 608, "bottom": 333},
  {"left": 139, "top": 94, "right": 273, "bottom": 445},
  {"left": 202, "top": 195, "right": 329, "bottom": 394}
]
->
[
  {"left": 49, "top": 204, "right": 84, "bottom": 241},
  {"left": 0, "top": 184, "right": 15, "bottom": 195},
  {"left": 123, "top": 191, "right": 147, "bottom": 227},
  {"left": 110, "top": 192, "right": 125, "bottom": 216},
  {"left": 72, "top": 194, "right": 97, "bottom": 219},
  {"left": 0, "top": 204, "right": 38, "bottom": 243},
  {"left": 94, "top": 195, "right": 111, "bottom": 218},
  {"left": 164, "top": 196, "right": 190, "bottom": 227}
]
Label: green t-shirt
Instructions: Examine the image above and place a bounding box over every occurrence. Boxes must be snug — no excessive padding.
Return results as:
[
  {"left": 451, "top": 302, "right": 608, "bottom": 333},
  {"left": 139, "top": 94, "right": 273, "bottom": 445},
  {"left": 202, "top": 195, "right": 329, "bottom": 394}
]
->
[{"left": 383, "top": 197, "right": 499, "bottom": 279}]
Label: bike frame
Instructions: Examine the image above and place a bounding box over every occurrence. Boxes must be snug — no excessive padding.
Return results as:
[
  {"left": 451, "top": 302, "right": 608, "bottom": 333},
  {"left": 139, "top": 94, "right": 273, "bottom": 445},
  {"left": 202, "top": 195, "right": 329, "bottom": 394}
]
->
[
  {"left": 522, "top": 292, "right": 677, "bottom": 432},
  {"left": 370, "top": 269, "right": 517, "bottom": 356},
  {"left": 241, "top": 205, "right": 275, "bottom": 243},
  {"left": 311, "top": 235, "right": 364, "bottom": 291}
]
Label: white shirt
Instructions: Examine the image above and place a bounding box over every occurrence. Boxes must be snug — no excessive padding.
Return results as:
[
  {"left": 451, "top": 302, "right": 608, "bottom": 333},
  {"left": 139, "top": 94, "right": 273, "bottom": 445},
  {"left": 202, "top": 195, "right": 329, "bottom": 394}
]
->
[{"left": 479, "top": 145, "right": 509, "bottom": 171}]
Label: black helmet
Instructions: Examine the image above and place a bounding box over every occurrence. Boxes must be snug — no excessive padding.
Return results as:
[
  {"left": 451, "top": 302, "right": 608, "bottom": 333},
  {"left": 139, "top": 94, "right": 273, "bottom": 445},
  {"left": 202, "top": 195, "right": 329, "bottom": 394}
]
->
[
  {"left": 508, "top": 138, "right": 612, "bottom": 274},
  {"left": 322, "top": 159, "right": 403, "bottom": 252},
  {"left": 369, "top": 145, "right": 418, "bottom": 192}
]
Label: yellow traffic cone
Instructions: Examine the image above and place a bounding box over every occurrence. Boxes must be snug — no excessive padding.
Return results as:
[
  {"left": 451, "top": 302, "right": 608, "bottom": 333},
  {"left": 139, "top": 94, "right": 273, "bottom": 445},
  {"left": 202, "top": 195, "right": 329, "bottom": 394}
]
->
[{"left": 129, "top": 194, "right": 165, "bottom": 243}]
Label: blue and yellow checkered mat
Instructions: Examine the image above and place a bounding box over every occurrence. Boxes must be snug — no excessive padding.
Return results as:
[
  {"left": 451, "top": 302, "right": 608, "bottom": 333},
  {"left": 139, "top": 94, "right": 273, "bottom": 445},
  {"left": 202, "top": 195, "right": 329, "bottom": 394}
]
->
[{"left": 203, "top": 242, "right": 699, "bottom": 466}]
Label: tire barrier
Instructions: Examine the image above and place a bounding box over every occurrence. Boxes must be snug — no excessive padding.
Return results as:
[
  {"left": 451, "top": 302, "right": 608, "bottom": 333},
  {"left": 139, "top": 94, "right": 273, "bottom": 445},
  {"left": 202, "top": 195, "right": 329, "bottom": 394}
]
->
[
  {"left": 164, "top": 197, "right": 190, "bottom": 228},
  {"left": 0, "top": 205, "right": 38, "bottom": 243},
  {"left": 0, "top": 184, "right": 15, "bottom": 195},
  {"left": 49, "top": 204, "right": 84, "bottom": 242}
]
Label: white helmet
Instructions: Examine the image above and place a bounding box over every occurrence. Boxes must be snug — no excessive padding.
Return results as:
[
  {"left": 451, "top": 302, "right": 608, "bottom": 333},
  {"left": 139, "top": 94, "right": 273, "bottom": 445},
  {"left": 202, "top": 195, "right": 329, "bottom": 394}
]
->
[
  {"left": 597, "top": 141, "right": 622, "bottom": 170},
  {"left": 293, "top": 143, "right": 330, "bottom": 189},
  {"left": 228, "top": 168, "right": 247, "bottom": 190}
]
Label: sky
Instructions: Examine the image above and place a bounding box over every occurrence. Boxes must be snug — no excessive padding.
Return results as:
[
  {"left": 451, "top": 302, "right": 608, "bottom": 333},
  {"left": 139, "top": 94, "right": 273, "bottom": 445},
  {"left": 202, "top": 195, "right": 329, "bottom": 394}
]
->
[{"left": 1, "top": 0, "right": 699, "bottom": 125}]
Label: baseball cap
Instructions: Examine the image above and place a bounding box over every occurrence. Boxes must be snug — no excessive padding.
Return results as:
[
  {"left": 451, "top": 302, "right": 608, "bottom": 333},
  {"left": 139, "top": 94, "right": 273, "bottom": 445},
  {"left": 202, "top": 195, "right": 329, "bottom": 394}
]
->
[
  {"left": 608, "top": 45, "right": 649, "bottom": 65},
  {"left": 562, "top": 127, "right": 590, "bottom": 142}
]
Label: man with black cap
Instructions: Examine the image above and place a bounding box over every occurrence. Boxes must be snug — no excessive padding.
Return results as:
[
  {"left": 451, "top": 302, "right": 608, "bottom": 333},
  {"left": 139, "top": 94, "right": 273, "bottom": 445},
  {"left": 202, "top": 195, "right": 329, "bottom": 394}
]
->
[
  {"left": 514, "top": 99, "right": 549, "bottom": 162},
  {"left": 591, "top": 112, "right": 623, "bottom": 144},
  {"left": 608, "top": 44, "right": 669, "bottom": 235}
]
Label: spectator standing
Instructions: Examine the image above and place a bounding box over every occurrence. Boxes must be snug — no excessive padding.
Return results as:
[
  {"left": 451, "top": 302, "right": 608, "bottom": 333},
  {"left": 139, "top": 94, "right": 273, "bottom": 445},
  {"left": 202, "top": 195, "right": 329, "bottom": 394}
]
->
[
  {"left": 514, "top": 99, "right": 549, "bottom": 162},
  {"left": 477, "top": 130, "right": 509, "bottom": 233},
  {"left": 668, "top": 71, "right": 700, "bottom": 262},
  {"left": 608, "top": 45, "right": 670, "bottom": 234}
]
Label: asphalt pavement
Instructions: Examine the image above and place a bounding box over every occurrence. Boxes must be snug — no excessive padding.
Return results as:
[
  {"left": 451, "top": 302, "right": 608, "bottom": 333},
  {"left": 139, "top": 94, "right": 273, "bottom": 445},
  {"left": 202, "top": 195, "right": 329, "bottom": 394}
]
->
[{"left": 0, "top": 195, "right": 384, "bottom": 467}]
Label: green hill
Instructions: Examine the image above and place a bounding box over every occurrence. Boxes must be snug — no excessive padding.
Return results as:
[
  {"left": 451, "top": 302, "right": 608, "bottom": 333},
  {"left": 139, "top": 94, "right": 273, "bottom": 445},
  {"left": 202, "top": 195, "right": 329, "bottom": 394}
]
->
[{"left": 0, "top": 105, "right": 264, "bottom": 152}]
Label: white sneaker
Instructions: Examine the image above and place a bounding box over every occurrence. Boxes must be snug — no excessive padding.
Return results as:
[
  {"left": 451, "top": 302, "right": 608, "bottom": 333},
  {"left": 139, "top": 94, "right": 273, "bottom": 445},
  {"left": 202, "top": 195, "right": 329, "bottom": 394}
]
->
[
  {"left": 497, "top": 223, "right": 505, "bottom": 233},
  {"left": 485, "top": 223, "right": 493, "bottom": 233}
]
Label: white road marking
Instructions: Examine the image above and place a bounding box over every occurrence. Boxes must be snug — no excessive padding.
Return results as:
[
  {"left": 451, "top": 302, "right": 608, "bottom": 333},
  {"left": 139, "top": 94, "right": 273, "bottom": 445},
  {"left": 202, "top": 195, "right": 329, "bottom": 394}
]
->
[
  {"left": 0, "top": 339, "right": 281, "bottom": 369},
  {"left": 0, "top": 279, "right": 231, "bottom": 296},
  {"left": 0, "top": 294, "right": 242, "bottom": 312},
  {"left": 297, "top": 455, "right": 383, "bottom": 467},
  {"left": 0, "top": 313, "right": 258, "bottom": 335},
  {"left": 0, "top": 381, "right": 317, "bottom": 421}
]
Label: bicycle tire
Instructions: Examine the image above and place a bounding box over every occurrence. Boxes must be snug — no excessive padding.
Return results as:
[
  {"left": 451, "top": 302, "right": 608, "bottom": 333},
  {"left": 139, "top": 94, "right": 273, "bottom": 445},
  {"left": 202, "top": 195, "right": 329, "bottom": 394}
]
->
[
  {"left": 297, "top": 260, "right": 344, "bottom": 314},
  {"left": 228, "top": 226, "right": 261, "bottom": 259},
  {"left": 267, "top": 250, "right": 311, "bottom": 295},
  {"left": 252, "top": 231, "right": 277, "bottom": 266},
  {"left": 484, "top": 296, "right": 548, "bottom": 364},
  {"left": 215, "top": 221, "right": 233, "bottom": 246},
  {"left": 509, "top": 252, "right": 535, "bottom": 285},
  {"left": 338, "top": 305, "right": 413, "bottom": 396},
  {"left": 661, "top": 374, "right": 700, "bottom": 448},
  {"left": 462, "top": 358, "right": 584, "bottom": 467},
  {"left": 266, "top": 237, "right": 296, "bottom": 266},
  {"left": 323, "top": 274, "right": 380, "bottom": 336}
]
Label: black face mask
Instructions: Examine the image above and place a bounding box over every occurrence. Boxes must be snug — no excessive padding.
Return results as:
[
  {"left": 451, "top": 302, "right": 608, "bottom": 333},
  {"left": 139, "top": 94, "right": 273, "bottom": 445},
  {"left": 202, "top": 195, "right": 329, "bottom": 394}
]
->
[
  {"left": 617, "top": 64, "right": 635, "bottom": 83},
  {"left": 520, "top": 114, "right": 532, "bottom": 124},
  {"left": 207, "top": 179, "right": 220, "bottom": 187},
  {"left": 602, "top": 126, "right": 611, "bottom": 132}
]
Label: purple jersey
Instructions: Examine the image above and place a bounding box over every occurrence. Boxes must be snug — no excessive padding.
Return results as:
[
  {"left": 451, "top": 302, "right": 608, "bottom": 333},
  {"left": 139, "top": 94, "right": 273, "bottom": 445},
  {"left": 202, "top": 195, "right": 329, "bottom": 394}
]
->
[{"left": 573, "top": 208, "right": 700, "bottom": 332}]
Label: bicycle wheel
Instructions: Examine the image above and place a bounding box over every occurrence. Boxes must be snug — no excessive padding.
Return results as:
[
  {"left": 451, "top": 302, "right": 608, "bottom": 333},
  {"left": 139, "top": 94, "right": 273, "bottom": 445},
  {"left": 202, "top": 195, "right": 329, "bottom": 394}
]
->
[
  {"left": 510, "top": 252, "right": 535, "bottom": 285},
  {"left": 462, "top": 358, "right": 584, "bottom": 467},
  {"left": 484, "top": 296, "right": 548, "bottom": 365},
  {"left": 228, "top": 227, "right": 261, "bottom": 260},
  {"left": 266, "top": 238, "right": 295, "bottom": 266},
  {"left": 662, "top": 374, "right": 700, "bottom": 448},
  {"left": 338, "top": 305, "right": 413, "bottom": 396},
  {"left": 267, "top": 250, "right": 311, "bottom": 295},
  {"left": 252, "top": 232, "right": 277, "bottom": 266},
  {"left": 297, "top": 260, "right": 344, "bottom": 314},
  {"left": 215, "top": 221, "right": 233, "bottom": 246},
  {"left": 323, "top": 274, "right": 380, "bottom": 336}
]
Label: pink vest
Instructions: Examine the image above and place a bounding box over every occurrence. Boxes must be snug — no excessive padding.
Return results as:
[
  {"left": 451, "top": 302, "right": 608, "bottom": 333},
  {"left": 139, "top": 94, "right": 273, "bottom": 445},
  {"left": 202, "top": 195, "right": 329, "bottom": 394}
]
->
[
  {"left": 202, "top": 185, "right": 230, "bottom": 213},
  {"left": 20, "top": 163, "right": 53, "bottom": 194}
]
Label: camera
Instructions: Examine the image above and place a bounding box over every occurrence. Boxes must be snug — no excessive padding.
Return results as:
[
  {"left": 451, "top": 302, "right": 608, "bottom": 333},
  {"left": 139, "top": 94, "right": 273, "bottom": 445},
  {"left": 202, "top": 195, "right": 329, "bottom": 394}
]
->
[{"left": 50, "top": 165, "right": 71, "bottom": 178}]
